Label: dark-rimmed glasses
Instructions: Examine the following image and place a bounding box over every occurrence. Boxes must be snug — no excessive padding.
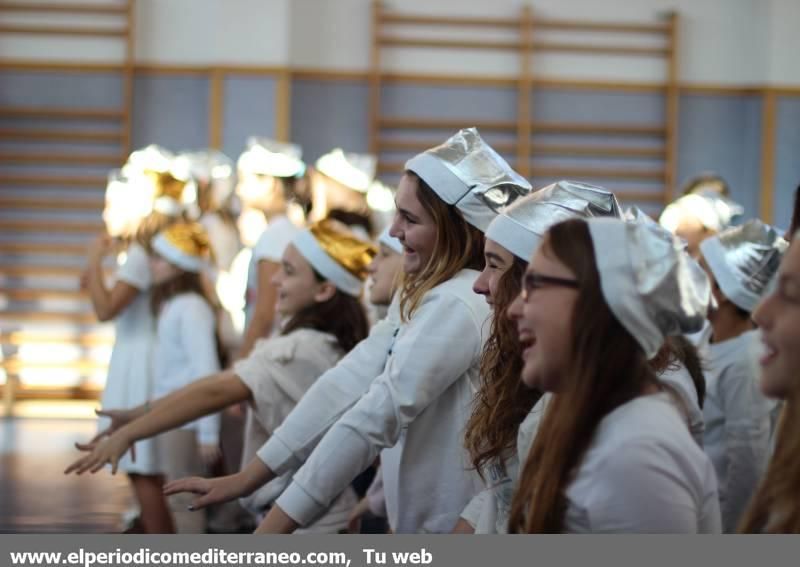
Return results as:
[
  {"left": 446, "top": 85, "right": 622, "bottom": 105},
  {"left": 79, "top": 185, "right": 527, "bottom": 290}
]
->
[{"left": 520, "top": 272, "right": 579, "bottom": 302}]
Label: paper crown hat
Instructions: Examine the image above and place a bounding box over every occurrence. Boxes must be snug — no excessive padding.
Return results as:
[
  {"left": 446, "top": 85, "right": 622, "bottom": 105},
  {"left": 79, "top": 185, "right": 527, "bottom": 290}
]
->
[
  {"left": 152, "top": 222, "right": 213, "bottom": 273},
  {"left": 586, "top": 217, "right": 711, "bottom": 359},
  {"left": 238, "top": 137, "right": 305, "bottom": 178},
  {"left": 124, "top": 145, "right": 193, "bottom": 216},
  {"left": 700, "top": 219, "right": 788, "bottom": 312},
  {"left": 404, "top": 128, "right": 532, "bottom": 232},
  {"left": 315, "top": 149, "right": 377, "bottom": 193},
  {"left": 659, "top": 190, "right": 743, "bottom": 233},
  {"left": 292, "top": 220, "right": 377, "bottom": 297},
  {"left": 486, "top": 180, "right": 621, "bottom": 262}
]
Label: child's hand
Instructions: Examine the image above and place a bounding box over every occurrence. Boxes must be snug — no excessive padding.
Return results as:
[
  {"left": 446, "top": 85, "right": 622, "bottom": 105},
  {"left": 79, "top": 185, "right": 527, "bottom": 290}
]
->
[
  {"left": 163, "top": 473, "right": 244, "bottom": 511},
  {"left": 199, "top": 444, "right": 222, "bottom": 468},
  {"left": 63, "top": 430, "right": 134, "bottom": 476},
  {"left": 89, "top": 408, "right": 140, "bottom": 444},
  {"left": 87, "top": 233, "right": 113, "bottom": 262}
]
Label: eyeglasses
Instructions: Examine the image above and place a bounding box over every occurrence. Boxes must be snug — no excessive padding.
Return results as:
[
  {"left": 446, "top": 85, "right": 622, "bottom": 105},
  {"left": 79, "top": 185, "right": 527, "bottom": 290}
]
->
[{"left": 520, "top": 272, "right": 579, "bottom": 302}]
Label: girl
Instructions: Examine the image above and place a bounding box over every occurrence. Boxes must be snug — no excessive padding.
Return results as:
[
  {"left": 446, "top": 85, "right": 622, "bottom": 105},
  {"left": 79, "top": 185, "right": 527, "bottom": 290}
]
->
[
  {"left": 507, "top": 217, "right": 720, "bottom": 533},
  {"left": 458, "top": 181, "right": 622, "bottom": 534},
  {"left": 697, "top": 220, "right": 787, "bottom": 531},
  {"left": 235, "top": 137, "right": 306, "bottom": 357},
  {"left": 740, "top": 232, "right": 800, "bottom": 532},
  {"left": 163, "top": 128, "right": 532, "bottom": 534},
  {"left": 65, "top": 220, "right": 375, "bottom": 533},
  {"left": 309, "top": 148, "right": 376, "bottom": 235},
  {"left": 84, "top": 145, "right": 190, "bottom": 533},
  {"left": 147, "top": 221, "right": 222, "bottom": 533}
]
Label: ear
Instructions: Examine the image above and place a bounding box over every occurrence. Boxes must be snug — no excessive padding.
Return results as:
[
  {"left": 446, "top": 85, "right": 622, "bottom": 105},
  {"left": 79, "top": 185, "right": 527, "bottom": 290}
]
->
[{"left": 313, "top": 280, "right": 337, "bottom": 303}]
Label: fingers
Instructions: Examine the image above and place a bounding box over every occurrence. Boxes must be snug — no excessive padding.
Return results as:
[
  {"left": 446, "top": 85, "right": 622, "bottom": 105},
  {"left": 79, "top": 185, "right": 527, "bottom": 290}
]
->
[
  {"left": 74, "top": 441, "right": 97, "bottom": 452},
  {"left": 163, "top": 477, "right": 208, "bottom": 497}
]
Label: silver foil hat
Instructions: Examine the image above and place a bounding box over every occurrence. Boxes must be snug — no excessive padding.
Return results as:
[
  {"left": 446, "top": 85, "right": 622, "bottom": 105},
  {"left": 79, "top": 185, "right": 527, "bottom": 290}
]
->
[
  {"left": 587, "top": 217, "right": 711, "bottom": 359},
  {"left": 659, "top": 190, "right": 744, "bottom": 233},
  {"left": 486, "top": 180, "right": 621, "bottom": 261},
  {"left": 176, "top": 150, "right": 235, "bottom": 206},
  {"left": 315, "top": 148, "right": 376, "bottom": 193},
  {"left": 238, "top": 137, "right": 304, "bottom": 178},
  {"left": 404, "top": 127, "right": 532, "bottom": 232},
  {"left": 700, "top": 219, "right": 788, "bottom": 312}
]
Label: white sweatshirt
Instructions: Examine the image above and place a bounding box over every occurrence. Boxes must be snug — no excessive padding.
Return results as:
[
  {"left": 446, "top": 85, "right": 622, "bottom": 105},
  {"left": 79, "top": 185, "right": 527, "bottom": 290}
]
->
[
  {"left": 703, "top": 329, "right": 773, "bottom": 532},
  {"left": 258, "top": 269, "right": 489, "bottom": 532}
]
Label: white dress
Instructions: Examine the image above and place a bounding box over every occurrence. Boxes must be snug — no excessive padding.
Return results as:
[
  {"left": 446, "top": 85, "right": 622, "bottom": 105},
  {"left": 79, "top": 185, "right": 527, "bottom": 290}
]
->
[
  {"left": 259, "top": 270, "right": 489, "bottom": 533},
  {"left": 98, "top": 243, "right": 160, "bottom": 475},
  {"left": 565, "top": 393, "right": 721, "bottom": 533},
  {"left": 233, "top": 328, "right": 357, "bottom": 533},
  {"left": 703, "top": 329, "right": 774, "bottom": 532}
]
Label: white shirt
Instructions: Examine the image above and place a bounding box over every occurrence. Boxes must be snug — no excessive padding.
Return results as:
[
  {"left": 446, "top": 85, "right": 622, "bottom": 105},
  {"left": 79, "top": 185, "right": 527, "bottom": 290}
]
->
[
  {"left": 258, "top": 270, "right": 489, "bottom": 533},
  {"left": 703, "top": 329, "right": 773, "bottom": 532},
  {"left": 233, "top": 328, "right": 357, "bottom": 533},
  {"left": 565, "top": 394, "right": 721, "bottom": 533},
  {"left": 660, "top": 362, "right": 706, "bottom": 447},
  {"left": 152, "top": 293, "right": 221, "bottom": 445}
]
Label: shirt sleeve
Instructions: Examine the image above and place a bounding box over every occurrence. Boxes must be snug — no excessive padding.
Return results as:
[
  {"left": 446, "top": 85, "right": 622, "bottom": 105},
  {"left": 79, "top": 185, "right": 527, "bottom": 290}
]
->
[
  {"left": 116, "top": 243, "right": 151, "bottom": 290},
  {"left": 274, "top": 289, "right": 483, "bottom": 526},
  {"left": 717, "top": 358, "right": 772, "bottom": 532},
  {"left": 585, "top": 440, "right": 715, "bottom": 533},
  {"left": 460, "top": 490, "right": 490, "bottom": 530},
  {"left": 255, "top": 306, "right": 400, "bottom": 476},
  {"left": 179, "top": 296, "right": 222, "bottom": 445}
]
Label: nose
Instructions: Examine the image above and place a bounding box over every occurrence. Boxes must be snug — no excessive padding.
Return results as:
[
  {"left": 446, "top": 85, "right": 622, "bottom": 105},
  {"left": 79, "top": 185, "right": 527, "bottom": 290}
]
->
[
  {"left": 753, "top": 289, "right": 776, "bottom": 329},
  {"left": 388, "top": 214, "right": 403, "bottom": 241},
  {"left": 472, "top": 269, "right": 490, "bottom": 297},
  {"left": 367, "top": 257, "right": 379, "bottom": 274}
]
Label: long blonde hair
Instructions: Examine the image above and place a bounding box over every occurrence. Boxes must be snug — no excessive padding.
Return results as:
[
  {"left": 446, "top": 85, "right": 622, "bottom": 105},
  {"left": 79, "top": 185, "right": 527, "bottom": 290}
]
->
[
  {"left": 398, "top": 173, "right": 485, "bottom": 321},
  {"left": 739, "top": 399, "right": 800, "bottom": 532}
]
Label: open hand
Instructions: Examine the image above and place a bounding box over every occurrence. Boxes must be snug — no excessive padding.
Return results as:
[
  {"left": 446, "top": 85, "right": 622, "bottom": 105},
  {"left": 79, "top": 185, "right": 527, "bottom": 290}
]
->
[
  {"left": 163, "top": 474, "right": 244, "bottom": 511},
  {"left": 64, "top": 430, "right": 134, "bottom": 476}
]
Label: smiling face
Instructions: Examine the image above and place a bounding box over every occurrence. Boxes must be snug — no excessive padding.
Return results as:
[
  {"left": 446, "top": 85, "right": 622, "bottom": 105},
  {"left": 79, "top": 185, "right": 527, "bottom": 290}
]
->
[
  {"left": 753, "top": 241, "right": 800, "bottom": 400},
  {"left": 507, "top": 235, "right": 579, "bottom": 391},
  {"left": 473, "top": 238, "right": 516, "bottom": 308},
  {"left": 367, "top": 243, "right": 403, "bottom": 306},
  {"left": 388, "top": 174, "right": 438, "bottom": 275},
  {"left": 272, "top": 243, "right": 332, "bottom": 317}
]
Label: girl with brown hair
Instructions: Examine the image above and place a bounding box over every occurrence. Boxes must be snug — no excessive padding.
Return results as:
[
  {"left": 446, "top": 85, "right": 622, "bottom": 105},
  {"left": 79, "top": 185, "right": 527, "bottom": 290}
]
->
[
  {"left": 507, "top": 217, "right": 720, "bottom": 533},
  {"left": 66, "top": 220, "right": 374, "bottom": 533},
  {"left": 739, "top": 232, "right": 800, "bottom": 533},
  {"left": 163, "top": 128, "right": 532, "bottom": 534},
  {"left": 456, "top": 181, "right": 622, "bottom": 534}
]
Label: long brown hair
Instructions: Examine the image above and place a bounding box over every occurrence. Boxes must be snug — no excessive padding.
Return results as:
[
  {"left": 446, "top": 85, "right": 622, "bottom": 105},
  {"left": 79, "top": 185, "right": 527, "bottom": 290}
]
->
[
  {"left": 739, "top": 397, "right": 800, "bottom": 532},
  {"left": 464, "top": 256, "right": 542, "bottom": 477},
  {"left": 398, "top": 173, "right": 485, "bottom": 321},
  {"left": 507, "top": 219, "right": 657, "bottom": 533},
  {"left": 650, "top": 335, "right": 706, "bottom": 408},
  {"left": 282, "top": 267, "right": 369, "bottom": 353}
]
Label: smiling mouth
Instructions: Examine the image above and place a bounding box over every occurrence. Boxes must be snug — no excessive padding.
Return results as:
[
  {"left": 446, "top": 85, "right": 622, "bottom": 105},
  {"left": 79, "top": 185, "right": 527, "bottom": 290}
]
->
[
  {"left": 519, "top": 336, "right": 536, "bottom": 359},
  {"left": 760, "top": 341, "right": 778, "bottom": 366}
]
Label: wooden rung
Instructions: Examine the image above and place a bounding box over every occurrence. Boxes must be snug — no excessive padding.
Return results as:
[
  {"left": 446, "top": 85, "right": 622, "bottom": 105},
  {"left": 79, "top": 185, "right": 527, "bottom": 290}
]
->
[
  {"left": 0, "top": 385, "right": 102, "bottom": 400},
  {"left": 0, "top": 2, "right": 127, "bottom": 15},
  {"left": 0, "top": 331, "right": 112, "bottom": 346},
  {"left": 533, "top": 122, "right": 666, "bottom": 136},
  {"left": 0, "top": 152, "right": 123, "bottom": 166},
  {"left": 0, "top": 196, "right": 104, "bottom": 211},
  {"left": 0, "top": 220, "right": 104, "bottom": 234},
  {"left": 0, "top": 128, "right": 123, "bottom": 143},
  {"left": 2, "top": 359, "right": 107, "bottom": 373},
  {"left": 0, "top": 106, "right": 124, "bottom": 120},
  {"left": 0, "top": 24, "right": 127, "bottom": 37},
  {"left": 379, "top": 36, "right": 518, "bottom": 51},
  {"left": 534, "top": 19, "right": 670, "bottom": 35},
  {"left": 378, "top": 137, "right": 515, "bottom": 154},
  {"left": 531, "top": 42, "right": 670, "bottom": 57},
  {"left": 0, "top": 287, "right": 86, "bottom": 301},
  {"left": 0, "top": 310, "right": 98, "bottom": 324},
  {"left": 380, "top": 13, "right": 517, "bottom": 29},
  {"left": 0, "top": 173, "right": 107, "bottom": 187},
  {"left": 531, "top": 143, "right": 664, "bottom": 158},
  {"left": 0, "top": 263, "right": 87, "bottom": 276},
  {"left": 532, "top": 166, "right": 665, "bottom": 181},
  {"left": 379, "top": 117, "right": 515, "bottom": 132},
  {"left": 0, "top": 242, "right": 88, "bottom": 255}
]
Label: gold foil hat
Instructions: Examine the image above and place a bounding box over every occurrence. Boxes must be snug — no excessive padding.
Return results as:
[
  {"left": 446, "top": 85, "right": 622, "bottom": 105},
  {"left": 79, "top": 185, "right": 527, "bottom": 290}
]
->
[
  {"left": 292, "top": 220, "right": 377, "bottom": 296},
  {"left": 152, "top": 222, "right": 213, "bottom": 273}
]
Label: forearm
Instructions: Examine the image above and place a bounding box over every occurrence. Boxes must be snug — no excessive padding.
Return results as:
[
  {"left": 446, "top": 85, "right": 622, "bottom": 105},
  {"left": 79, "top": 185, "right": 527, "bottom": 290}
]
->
[
  {"left": 86, "top": 257, "right": 114, "bottom": 321},
  {"left": 121, "top": 372, "right": 246, "bottom": 444}
]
